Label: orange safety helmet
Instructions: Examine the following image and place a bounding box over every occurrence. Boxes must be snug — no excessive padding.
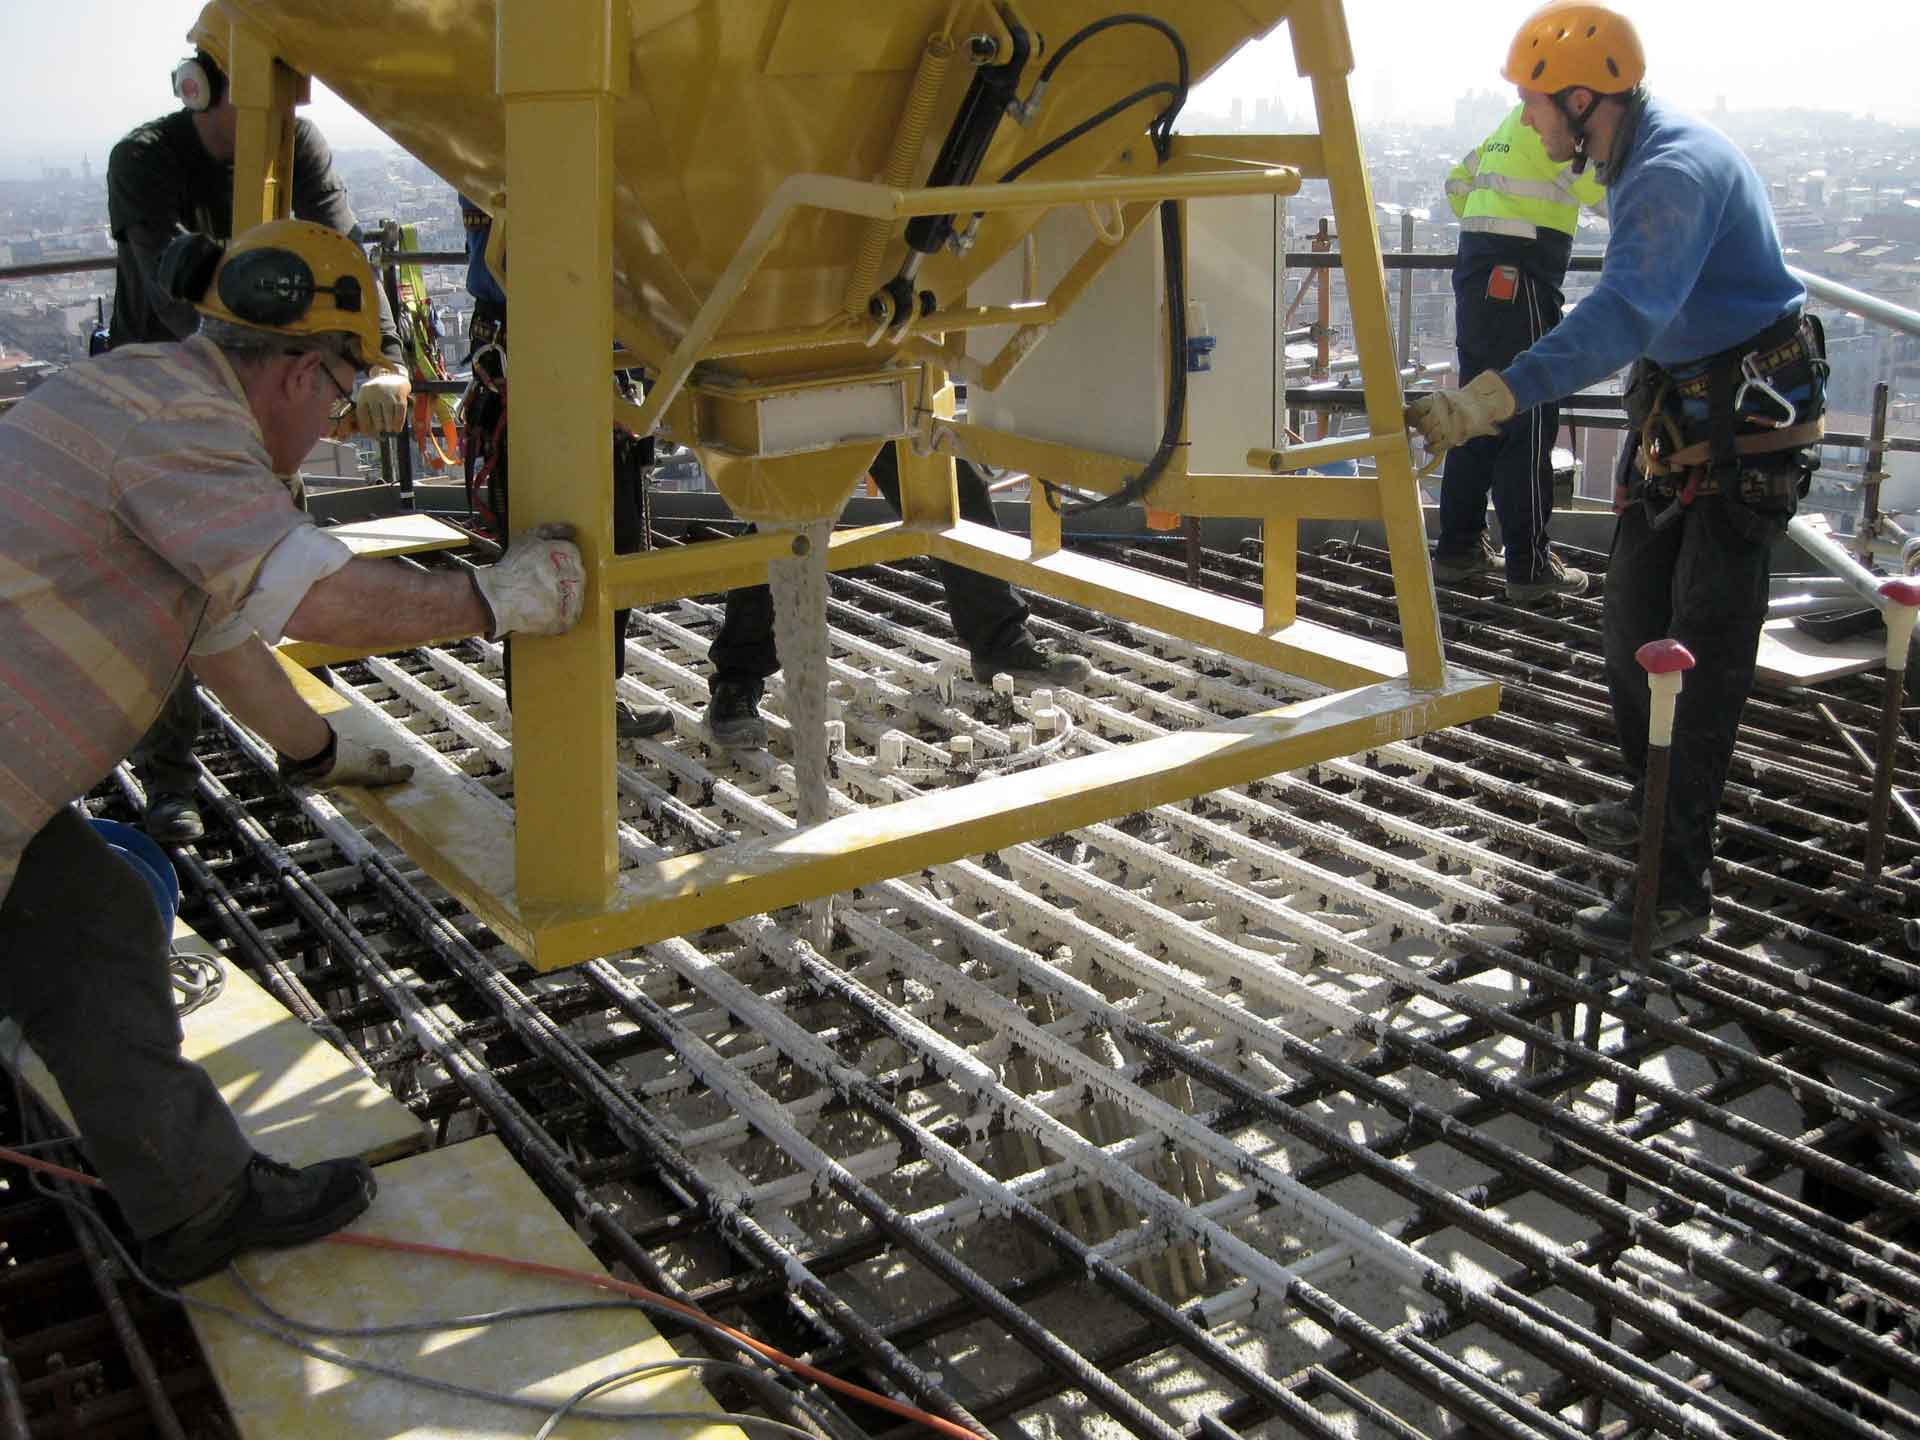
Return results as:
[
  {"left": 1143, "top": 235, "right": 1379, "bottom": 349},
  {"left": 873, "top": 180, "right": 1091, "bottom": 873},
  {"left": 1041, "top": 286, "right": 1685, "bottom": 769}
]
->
[{"left": 1502, "top": 2, "right": 1646, "bottom": 95}]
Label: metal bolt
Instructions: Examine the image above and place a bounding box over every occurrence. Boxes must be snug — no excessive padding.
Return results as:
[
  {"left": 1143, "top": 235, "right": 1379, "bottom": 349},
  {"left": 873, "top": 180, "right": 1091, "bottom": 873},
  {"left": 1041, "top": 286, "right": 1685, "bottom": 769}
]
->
[{"left": 967, "top": 33, "right": 999, "bottom": 62}]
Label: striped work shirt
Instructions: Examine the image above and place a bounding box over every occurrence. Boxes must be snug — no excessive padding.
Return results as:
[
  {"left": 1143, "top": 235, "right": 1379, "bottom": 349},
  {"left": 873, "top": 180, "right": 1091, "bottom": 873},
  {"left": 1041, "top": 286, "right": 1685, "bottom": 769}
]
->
[{"left": 0, "top": 336, "right": 350, "bottom": 903}]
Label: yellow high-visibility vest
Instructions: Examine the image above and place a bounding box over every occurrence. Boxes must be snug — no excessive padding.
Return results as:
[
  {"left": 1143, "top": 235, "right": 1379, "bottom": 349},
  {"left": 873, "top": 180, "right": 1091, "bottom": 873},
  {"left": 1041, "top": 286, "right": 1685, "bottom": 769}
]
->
[{"left": 1447, "top": 105, "right": 1605, "bottom": 240}]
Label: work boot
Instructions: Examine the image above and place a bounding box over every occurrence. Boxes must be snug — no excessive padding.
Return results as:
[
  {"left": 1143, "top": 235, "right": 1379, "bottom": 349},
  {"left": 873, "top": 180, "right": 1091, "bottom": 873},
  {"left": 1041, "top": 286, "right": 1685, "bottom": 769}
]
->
[
  {"left": 1506, "top": 551, "right": 1589, "bottom": 605},
  {"left": 143, "top": 792, "right": 204, "bottom": 846},
  {"left": 141, "top": 1153, "right": 375, "bottom": 1286},
  {"left": 970, "top": 628, "right": 1094, "bottom": 687},
  {"left": 704, "top": 680, "right": 768, "bottom": 750},
  {"left": 1574, "top": 897, "right": 1710, "bottom": 956},
  {"left": 1574, "top": 799, "right": 1641, "bottom": 851},
  {"left": 1430, "top": 533, "right": 1504, "bottom": 583},
  {"left": 614, "top": 700, "right": 674, "bottom": 740}
]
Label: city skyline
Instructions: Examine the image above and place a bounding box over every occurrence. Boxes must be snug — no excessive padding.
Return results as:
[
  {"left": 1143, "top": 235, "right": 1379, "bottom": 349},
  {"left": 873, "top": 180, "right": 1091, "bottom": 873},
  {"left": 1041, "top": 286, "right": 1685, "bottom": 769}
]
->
[{"left": 2, "top": 0, "right": 1918, "bottom": 182}]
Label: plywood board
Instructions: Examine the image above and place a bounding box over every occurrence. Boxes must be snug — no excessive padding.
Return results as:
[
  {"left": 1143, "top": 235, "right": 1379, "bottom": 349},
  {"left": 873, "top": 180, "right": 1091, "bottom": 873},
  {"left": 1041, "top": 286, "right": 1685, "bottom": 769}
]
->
[
  {"left": 190, "top": 1136, "right": 747, "bottom": 1440},
  {"left": 328, "top": 513, "right": 470, "bottom": 559},
  {"left": 17, "top": 920, "right": 424, "bottom": 1168},
  {"left": 1755, "top": 616, "right": 1885, "bottom": 687}
]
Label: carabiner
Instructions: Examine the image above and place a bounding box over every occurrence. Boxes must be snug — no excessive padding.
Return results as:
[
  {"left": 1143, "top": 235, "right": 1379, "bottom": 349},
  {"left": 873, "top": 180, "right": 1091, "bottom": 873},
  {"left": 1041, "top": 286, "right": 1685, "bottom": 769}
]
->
[{"left": 1734, "top": 353, "right": 1796, "bottom": 429}]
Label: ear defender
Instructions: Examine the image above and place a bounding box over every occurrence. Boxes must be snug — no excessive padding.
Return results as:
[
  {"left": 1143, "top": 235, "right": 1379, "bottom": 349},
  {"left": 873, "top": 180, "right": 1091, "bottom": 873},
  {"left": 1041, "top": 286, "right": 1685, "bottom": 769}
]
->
[
  {"left": 156, "top": 232, "right": 227, "bottom": 305},
  {"left": 215, "top": 247, "right": 364, "bottom": 327},
  {"left": 170, "top": 51, "right": 225, "bottom": 112}
]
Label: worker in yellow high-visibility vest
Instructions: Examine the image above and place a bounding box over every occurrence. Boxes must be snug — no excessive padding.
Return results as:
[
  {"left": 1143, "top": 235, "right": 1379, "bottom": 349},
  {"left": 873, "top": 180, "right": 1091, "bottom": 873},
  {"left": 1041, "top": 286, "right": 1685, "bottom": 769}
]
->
[{"left": 1430, "top": 104, "right": 1604, "bottom": 604}]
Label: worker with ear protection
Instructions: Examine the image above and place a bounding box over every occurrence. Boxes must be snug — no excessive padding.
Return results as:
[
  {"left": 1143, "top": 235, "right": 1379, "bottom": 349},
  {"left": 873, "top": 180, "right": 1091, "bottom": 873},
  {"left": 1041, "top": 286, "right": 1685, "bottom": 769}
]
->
[
  {"left": 1407, "top": 2, "right": 1826, "bottom": 958},
  {"left": 107, "top": 1, "right": 413, "bottom": 845},
  {"left": 0, "top": 220, "right": 585, "bottom": 1283}
]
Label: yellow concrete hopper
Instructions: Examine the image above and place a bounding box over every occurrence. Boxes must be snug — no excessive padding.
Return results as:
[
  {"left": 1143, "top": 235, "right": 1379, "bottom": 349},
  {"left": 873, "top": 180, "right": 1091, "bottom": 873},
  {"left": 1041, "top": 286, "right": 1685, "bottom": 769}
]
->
[
  {"left": 228, "top": 0, "right": 1306, "bottom": 523},
  {"left": 221, "top": 0, "right": 1492, "bottom": 967}
]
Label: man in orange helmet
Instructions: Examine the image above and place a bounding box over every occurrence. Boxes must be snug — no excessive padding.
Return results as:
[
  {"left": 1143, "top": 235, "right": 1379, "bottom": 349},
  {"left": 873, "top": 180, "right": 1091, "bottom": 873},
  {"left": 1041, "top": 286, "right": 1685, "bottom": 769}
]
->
[
  {"left": 1409, "top": 3, "right": 1826, "bottom": 955},
  {"left": 0, "top": 221, "right": 586, "bottom": 1282},
  {"left": 107, "top": 2, "right": 416, "bottom": 845}
]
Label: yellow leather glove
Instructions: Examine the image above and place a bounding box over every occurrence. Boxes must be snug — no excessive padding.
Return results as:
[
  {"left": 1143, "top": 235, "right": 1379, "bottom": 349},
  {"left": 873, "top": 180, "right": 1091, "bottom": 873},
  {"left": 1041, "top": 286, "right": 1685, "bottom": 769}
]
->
[
  {"left": 1407, "top": 370, "right": 1517, "bottom": 456},
  {"left": 354, "top": 364, "right": 413, "bottom": 435}
]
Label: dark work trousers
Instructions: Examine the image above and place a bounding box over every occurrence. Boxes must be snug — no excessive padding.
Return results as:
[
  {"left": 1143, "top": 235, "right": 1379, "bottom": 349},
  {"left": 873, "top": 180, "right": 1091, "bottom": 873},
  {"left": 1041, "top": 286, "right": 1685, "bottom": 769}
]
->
[
  {"left": 130, "top": 681, "right": 202, "bottom": 801},
  {"left": 1602, "top": 491, "right": 1788, "bottom": 912},
  {"left": 708, "top": 445, "right": 1028, "bottom": 688},
  {"left": 499, "top": 431, "right": 649, "bottom": 702},
  {"left": 0, "top": 808, "right": 252, "bottom": 1236},
  {"left": 1436, "top": 261, "right": 1564, "bottom": 585}
]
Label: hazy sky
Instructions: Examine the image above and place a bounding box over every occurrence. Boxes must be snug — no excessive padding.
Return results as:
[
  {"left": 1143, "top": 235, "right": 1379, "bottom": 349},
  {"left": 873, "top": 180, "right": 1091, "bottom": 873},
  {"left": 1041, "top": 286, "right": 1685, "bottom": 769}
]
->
[{"left": 2, "top": 2, "right": 1915, "bottom": 181}]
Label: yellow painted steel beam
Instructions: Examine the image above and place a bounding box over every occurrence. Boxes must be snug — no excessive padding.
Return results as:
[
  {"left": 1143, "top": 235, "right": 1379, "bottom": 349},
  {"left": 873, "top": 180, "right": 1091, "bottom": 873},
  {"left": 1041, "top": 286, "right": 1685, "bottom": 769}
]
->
[
  {"left": 328, "top": 664, "right": 1498, "bottom": 970},
  {"left": 929, "top": 520, "right": 1406, "bottom": 690},
  {"left": 605, "top": 523, "right": 927, "bottom": 610},
  {"left": 227, "top": 19, "right": 302, "bottom": 228},
  {"left": 279, "top": 522, "right": 932, "bottom": 671},
  {"left": 1290, "top": 0, "right": 1447, "bottom": 691},
  {"left": 499, "top": 0, "right": 628, "bottom": 919}
]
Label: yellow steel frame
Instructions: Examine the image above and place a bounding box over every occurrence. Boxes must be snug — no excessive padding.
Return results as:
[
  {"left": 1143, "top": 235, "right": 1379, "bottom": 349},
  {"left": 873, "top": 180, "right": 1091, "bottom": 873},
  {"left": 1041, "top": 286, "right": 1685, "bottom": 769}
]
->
[{"left": 236, "top": 0, "right": 1498, "bottom": 971}]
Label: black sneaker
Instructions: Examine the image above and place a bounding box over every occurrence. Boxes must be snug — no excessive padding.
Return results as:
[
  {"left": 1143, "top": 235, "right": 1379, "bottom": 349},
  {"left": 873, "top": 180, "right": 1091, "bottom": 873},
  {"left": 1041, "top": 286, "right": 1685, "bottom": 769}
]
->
[
  {"left": 143, "top": 792, "right": 204, "bottom": 845},
  {"left": 141, "top": 1153, "right": 375, "bottom": 1286},
  {"left": 970, "top": 630, "right": 1094, "bottom": 687},
  {"left": 1574, "top": 799, "right": 1641, "bottom": 850},
  {"left": 1507, "top": 551, "right": 1589, "bottom": 605},
  {"left": 614, "top": 700, "right": 673, "bottom": 739},
  {"left": 1431, "top": 533, "right": 1503, "bottom": 583},
  {"left": 704, "top": 680, "right": 768, "bottom": 749},
  {"left": 1574, "top": 897, "right": 1710, "bottom": 956}
]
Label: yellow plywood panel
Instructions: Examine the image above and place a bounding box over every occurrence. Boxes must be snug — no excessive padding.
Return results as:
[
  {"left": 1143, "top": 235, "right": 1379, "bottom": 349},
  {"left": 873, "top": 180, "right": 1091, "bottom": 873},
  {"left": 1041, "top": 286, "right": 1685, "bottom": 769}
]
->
[
  {"left": 18, "top": 920, "right": 424, "bottom": 1168},
  {"left": 327, "top": 514, "right": 472, "bottom": 559},
  {"left": 190, "top": 1136, "right": 747, "bottom": 1440}
]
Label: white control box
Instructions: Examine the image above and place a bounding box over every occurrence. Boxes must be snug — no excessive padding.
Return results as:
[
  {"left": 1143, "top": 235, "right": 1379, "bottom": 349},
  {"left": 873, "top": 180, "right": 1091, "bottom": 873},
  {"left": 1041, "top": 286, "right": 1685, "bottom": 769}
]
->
[{"left": 963, "top": 194, "right": 1287, "bottom": 477}]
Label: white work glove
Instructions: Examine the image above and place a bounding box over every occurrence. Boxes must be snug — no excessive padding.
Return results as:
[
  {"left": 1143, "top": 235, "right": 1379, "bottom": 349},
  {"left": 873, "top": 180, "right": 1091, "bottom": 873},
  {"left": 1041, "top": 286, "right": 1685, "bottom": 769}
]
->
[
  {"left": 354, "top": 365, "right": 413, "bottom": 434},
  {"left": 472, "top": 522, "right": 586, "bottom": 638},
  {"left": 277, "top": 724, "right": 413, "bottom": 788},
  {"left": 1407, "top": 370, "right": 1518, "bottom": 456}
]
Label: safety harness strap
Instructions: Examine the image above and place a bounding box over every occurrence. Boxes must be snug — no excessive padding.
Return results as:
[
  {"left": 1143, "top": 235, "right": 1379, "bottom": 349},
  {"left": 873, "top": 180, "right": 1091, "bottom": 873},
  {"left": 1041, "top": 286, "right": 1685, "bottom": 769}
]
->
[{"left": 1641, "top": 418, "right": 1826, "bottom": 475}]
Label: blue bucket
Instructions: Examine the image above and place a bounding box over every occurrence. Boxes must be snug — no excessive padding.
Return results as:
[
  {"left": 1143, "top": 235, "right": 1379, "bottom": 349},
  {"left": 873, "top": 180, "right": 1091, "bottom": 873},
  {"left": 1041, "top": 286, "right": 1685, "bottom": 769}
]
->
[{"left": 88, "top": 818, "right": 181, "bottom": 934}]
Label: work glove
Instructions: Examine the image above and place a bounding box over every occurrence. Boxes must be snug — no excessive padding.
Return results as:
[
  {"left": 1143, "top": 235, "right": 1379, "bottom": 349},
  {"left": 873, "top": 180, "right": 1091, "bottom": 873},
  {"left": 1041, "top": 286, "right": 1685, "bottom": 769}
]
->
[
  {"left": 354, "top": 364, "right": 413, "bottom": 434},
  {"left": 1406, "top": 370, "right": 1517, "bottom": 457},
  {"left": 277, "top": 724, "right": 413, "bottom": 788},
  {"left": 472, "top": 522, "right": 586, "bottom": 637}
]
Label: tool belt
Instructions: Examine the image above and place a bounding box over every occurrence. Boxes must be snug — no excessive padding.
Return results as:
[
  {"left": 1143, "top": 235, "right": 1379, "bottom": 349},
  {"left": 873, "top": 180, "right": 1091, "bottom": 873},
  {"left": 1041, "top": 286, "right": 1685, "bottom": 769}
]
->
[
  {"left": 467, "top": 297, "right": 506, "bottom": 355},
  {"left": 1624, "top": 309, "right": 1828, "bottom": 529}
]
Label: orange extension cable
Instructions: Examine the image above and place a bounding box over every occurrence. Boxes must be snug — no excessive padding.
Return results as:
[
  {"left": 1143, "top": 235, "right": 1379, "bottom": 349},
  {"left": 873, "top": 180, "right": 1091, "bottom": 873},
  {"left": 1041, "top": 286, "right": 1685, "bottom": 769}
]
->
[{"left": 0, "top": 1144, "right": 979, "bottom": 1440}]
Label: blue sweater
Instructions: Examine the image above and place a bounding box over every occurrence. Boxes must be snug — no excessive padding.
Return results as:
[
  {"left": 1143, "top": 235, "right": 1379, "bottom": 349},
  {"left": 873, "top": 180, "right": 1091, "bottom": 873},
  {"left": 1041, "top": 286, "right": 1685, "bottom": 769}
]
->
[{"left": 1502, "top": 98, "right": 1803, "bottom": 412}]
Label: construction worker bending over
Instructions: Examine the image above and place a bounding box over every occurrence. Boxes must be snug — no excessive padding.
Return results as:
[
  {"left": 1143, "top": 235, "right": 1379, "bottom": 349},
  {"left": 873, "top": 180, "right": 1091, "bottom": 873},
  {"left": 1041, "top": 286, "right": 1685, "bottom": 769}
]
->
[
  {"left": 704, "top": 444, "right": 1092, "bottom": 748},
  {"left": 0, "top": 221, "right": 585, "bottom": 1283},
  {"left": 107, "top": 2, "right": 414, "bottom": 847},
  {"left": 1408, "top": 2, "right": 1826, "bottom": 955},
  {"left": 1431, "top": 103, "right": 1603, "bottom": 604}
]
